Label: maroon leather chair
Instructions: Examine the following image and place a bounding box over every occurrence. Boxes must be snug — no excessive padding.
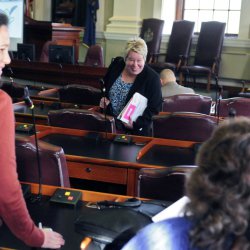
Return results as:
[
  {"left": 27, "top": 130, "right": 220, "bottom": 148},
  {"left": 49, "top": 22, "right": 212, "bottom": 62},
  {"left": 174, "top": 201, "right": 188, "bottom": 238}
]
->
[
  {"left": 83, "top": 44, "right": 104, "bottom": 67},
  {"left": 136, "top": 166, "right": 196, "bottom": 202},
  {"left": 217, "top": 97, "right": 250, "bottom": 117},
  {"left": 162, "top": 94, "right": 212, "bottom": 115},
  {"left": 149, "top": 20, "right": 195, "bottom": 73},
  {"left": 58, "top": 84, "right": 102, "bottom": 105},
  {"left": 179, "top": 21, "right": 226, "bottom": 91},
  {"left": 152, "top": 112, "right": 218, "bottom": 142},
  {"left": 15, "top": 135, "right": 70, "bottom": 187},
  {"left": 48, "top": 109, "right": 116, "bottom": 133}
]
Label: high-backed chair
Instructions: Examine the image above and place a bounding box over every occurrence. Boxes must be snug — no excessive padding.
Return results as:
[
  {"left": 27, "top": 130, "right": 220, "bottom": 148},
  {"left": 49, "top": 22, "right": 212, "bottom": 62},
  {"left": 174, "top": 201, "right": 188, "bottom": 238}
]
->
[
  {"left": 149, "top": 20, "right": 195, "bottom": 73},
  {"left": 83, "top": 44, "right": 104, "bottom": 67},
  {"left": 152, "top": 112, "right": 218, "bottom": 142},
  {"left": 217, "top": 97, "right": 250, "bottom": 117},
  {"left": 162, "top": 94, "right": 212, "bottom": 115},
  {"left": 140, "top": 18, "right": 164, "bottom": 63},
  {"left": 136, "top": 166, "right": 196, "bottom": 201},
  {"left": 48, "top": 109, "right": 116, "bottom": 133},
  {"left": 15, "top": 135, "right": 70, "bottom": 187},
  {"left": 58, "top": 84, "right": 102, "bottom": 105},
  {"left": 179, "top": 21, "right": 226, "bottom": 91}
]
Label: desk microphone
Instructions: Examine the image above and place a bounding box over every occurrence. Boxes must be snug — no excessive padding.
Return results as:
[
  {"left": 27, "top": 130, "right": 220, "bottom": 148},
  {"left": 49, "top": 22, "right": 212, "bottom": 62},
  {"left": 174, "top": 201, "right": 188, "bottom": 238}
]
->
[
  {"left": 24, "top": 86, "right": 34, "bottom": 109},
  {"left": 215, "top": 77, "right": 223, "bottom": 124},
  {"left": 99, "top": 78, "right": 108, "bottom": 141},
  {"left": 23, "top": 86, "right": 42, "bottom": 202},
  {"left": 228, "top": 107, "right": 236, "bottom": 118},
  {"left": 7, "top": 67, "right": 14, "bottom": 83}
]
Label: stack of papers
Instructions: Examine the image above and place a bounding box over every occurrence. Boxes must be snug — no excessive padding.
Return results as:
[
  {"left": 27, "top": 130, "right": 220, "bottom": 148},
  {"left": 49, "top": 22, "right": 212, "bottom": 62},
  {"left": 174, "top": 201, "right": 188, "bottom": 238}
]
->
[{"left": 117, "top": 92, "right": 148, "bottom": 124}]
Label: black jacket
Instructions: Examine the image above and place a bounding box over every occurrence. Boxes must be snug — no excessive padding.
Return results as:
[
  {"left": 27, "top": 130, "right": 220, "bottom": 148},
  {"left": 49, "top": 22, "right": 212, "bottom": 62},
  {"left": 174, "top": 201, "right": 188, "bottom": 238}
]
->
[{"left": 103, "top": 57, "right": 162, "bottom": 136}]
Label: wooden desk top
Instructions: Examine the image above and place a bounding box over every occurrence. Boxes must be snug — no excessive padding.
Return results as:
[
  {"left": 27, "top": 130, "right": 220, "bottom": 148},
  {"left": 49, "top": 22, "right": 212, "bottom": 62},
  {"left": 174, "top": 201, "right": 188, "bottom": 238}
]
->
[
  {"left": 14, "top": 100, "right": 96, "bottom": 125},
  {"left": 33, "top": 125, "right": 197, "bottom": 169},
  {"left": 26, "top": 182, "right": 130, "bottom": 202},
  {"left": 0, "top": 182, "right": 132, "bottom": 250},
  {"left": 4, "top": 60, "right": 107, "bottom": 87}
]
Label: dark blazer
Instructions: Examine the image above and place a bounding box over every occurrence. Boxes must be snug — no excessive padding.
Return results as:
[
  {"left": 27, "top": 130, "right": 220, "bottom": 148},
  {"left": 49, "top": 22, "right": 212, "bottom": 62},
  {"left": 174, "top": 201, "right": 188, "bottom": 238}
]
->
[{"left": 103, "top": 57, "right": 162, "bottom": 136}]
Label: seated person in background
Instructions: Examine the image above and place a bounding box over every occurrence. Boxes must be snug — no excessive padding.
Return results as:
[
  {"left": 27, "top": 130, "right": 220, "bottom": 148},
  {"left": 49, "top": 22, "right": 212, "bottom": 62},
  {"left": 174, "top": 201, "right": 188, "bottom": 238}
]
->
[
  {"left": 99, "top": 37, "right": 162, "bottom": 136},
  {"left": 160, "top": 69, "right": 194, "bottom": 98},
  {"left": 122, "top": 117, "right": 250, "bottom": 250},
  {"left": 0, "top": 13, "right": 64, "bottom": 249}
]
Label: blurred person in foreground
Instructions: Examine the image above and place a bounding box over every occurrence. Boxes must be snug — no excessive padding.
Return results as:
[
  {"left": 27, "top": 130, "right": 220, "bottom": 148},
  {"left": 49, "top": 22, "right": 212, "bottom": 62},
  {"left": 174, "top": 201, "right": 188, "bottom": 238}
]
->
[
  {"left": 0, "top": 13, "right": 64, "bottom": 248},
  {"left": 122, "top": 117, "right": 250, "bottom": 250},
  {"left": 99, "top": 37, "right": 162, "bottom": 136}
]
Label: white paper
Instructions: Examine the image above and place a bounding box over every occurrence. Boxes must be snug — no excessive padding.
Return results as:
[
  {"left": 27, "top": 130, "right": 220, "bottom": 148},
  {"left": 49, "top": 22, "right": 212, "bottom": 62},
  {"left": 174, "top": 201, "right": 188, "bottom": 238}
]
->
[
  {"left": 117, "top": 92, "right": 148, "bottom": 124},
  {"left": 152, "top": 196, "right": 190, "bottom": 223}
]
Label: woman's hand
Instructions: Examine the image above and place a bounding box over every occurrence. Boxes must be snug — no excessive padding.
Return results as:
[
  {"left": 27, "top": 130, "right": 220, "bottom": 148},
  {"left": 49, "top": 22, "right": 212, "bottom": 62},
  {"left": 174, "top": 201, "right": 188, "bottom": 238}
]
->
[
  {"left": 41, "top": 229, "right": 65, "bottom": 249},
  {"left": 99, "top": 97, "right": 110, "bottom": 109}
]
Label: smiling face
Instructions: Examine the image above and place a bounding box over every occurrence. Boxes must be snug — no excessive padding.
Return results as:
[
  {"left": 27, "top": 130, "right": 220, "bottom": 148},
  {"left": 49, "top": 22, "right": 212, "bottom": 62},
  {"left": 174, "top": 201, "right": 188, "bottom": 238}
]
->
[
  {"left": 0, "top": 25, "right": 10, "bottom": 78},
  {"left": 124, "top": 50, "right": 145, "bottom": 77}
]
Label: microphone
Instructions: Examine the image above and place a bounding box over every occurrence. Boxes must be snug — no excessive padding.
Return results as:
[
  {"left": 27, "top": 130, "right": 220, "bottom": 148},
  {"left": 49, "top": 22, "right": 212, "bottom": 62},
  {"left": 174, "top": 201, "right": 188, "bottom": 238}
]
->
[
  {"left": 7, "top": 67, "right": 14, "bottom": 83},
  {"left": 99, "top": 78, "right": 108, "bottom": 142},
  {"left": 215, "top": 77, "right": 223, "bottom": 124},
  {"left": 23, "top": 86, "right": 42, "bottom": 202},
  {"left": 228, "top": 107, "right": 236, "bottom": 118},
  {"left": 99, "top": 78, "right": 106, "bottom": 97},
  {"left": 24, "top": 86, "right": 34, "bottom": 109}
]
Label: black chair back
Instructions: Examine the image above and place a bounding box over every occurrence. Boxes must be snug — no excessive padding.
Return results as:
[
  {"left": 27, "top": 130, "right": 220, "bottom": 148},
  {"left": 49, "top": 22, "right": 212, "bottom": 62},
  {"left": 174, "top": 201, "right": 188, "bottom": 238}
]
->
[{"left": 140, "top": 18, "right": 164, "bottom": 62}]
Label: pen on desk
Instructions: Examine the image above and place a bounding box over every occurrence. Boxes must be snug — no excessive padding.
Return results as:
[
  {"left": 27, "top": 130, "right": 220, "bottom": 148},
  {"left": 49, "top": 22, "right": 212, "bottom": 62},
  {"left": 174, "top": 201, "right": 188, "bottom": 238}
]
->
[{"left": 38, "top": 222, "right": 42, "bottom": 229}]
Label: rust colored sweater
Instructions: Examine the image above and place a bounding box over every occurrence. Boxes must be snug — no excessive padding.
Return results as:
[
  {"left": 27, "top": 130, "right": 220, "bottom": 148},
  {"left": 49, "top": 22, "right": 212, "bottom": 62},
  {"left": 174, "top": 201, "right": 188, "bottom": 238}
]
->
[{"left": 0, "top": 90, "right": 44, "bottom": 247}]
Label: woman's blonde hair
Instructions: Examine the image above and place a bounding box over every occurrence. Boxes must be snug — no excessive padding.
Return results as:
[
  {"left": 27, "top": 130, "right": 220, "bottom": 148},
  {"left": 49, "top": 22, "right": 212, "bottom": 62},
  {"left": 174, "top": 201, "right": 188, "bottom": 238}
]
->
[{"left": 124, "top": 37, "right": 148, "bottom": 61}]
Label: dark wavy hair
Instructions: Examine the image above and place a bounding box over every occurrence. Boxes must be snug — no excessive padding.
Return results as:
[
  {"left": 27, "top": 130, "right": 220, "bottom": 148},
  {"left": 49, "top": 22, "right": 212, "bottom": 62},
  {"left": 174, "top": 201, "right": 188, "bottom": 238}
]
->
[
  {"left": 0, "top": 12, "right": 9, "bottom": 26},
  {"left": 185, "top": 117, "right": 250, "bottom": 250}
]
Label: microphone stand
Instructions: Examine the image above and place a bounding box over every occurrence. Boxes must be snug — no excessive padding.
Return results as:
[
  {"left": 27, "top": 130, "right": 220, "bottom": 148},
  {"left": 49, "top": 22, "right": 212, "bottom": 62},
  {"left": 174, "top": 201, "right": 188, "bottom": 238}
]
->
[
  {"left": 100, "top": 79, "right": 108, "bottom": 142},
  {"left": 24, "top": 87, "right": 42, "bottom": 202},
  {"left": 215, "top": 77, "right": 223, "bottom": 125}
]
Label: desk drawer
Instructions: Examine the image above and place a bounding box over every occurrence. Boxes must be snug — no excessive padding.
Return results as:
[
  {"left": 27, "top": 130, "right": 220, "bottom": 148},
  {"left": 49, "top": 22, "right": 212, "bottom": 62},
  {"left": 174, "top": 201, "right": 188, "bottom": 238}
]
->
[{"left": 67, "top": 161, "right": 127, "bottom": 184}]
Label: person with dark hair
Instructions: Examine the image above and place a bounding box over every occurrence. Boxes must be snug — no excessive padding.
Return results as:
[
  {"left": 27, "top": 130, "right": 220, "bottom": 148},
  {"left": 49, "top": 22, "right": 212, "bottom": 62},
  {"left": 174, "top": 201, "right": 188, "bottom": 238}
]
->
[
  {"left": 0, "top": 13, "right": 65, "bottom": 248},
  {"left": 122, "top": 117, "right": 250, "bottom": 250},
  {"left": 99, "top": 37, "right": 162, "bottom": 136}
]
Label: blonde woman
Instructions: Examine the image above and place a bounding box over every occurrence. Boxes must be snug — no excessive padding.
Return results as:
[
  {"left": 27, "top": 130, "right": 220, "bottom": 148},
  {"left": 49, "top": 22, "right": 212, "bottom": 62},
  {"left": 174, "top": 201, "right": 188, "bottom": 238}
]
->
[{"left": 100, "top": 38, "right": 162, "bottom": 136}]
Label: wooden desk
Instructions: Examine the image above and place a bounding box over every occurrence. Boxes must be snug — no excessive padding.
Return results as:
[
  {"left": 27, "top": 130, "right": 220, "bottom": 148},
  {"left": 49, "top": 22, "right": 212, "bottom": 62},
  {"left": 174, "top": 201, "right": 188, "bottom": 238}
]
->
[
  {"left": 52, "top": 23, "right": 83, "bottom": 62},
  {"left": 4, "top": 60, "right": 107, "bottom": 87},
  {"left": 29, "top": 125, "right": 197, "bottom": 196},
  {"left": 0, "top": 182, "right": 131, "bottom": 250},
  {"left": 14, "top": 100, "right": 96, "bottom": 125}
]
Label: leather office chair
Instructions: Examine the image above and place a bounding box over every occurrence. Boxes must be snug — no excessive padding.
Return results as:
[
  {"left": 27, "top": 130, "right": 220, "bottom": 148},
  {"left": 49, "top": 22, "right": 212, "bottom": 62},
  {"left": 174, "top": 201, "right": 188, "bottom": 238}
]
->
[
  {"left": 149, "top": 20, "right": 195, "bottom": 73},
  {"left": 15, "top": 135, "right": 70, "bottom": 187},
  {"left": 216, "top": 97, "right": 250, "bottom": 117},
  {"left": 39, "top": 40, "right": 56, "bottom": 63},
  {"left": 58, "top": 84, "right": 102, "bottom": 105},
  {"left": 48, "top": 109, "right": 116, "bottom": 133},
  {"left": 137, "top": 166, "right": 196, "bottom": 201},
  {"left": 83, "top": 44, "right": 104, "bottom": 67},
  {"left": 162, "top": 94, "right": 212, "bottom": 115},
  {"left": 179, "top": 21, "right": 226, "bottom": 91},
  {"left": 152, "top": 112, "right": 218, "bottom": 142},
  {"left": 140, "top": 18, "right": 164, "bottom": 63}
]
